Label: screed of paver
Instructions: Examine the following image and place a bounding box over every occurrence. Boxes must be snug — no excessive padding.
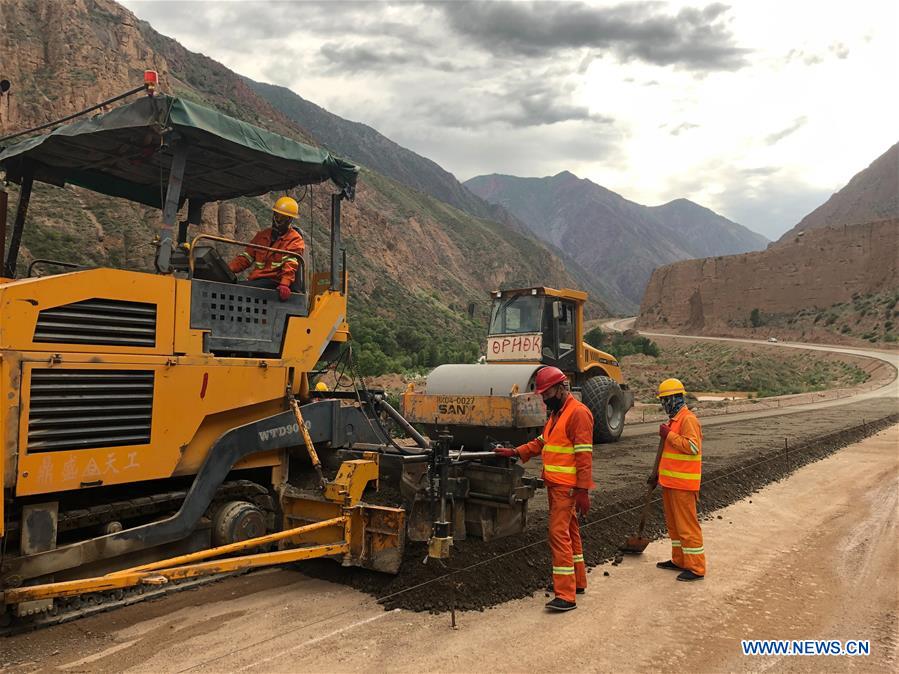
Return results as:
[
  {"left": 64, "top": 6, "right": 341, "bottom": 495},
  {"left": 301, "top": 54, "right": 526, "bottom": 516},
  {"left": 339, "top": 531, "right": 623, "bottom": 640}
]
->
[{"left": 11, "top": 427, "right": 897, "bottom": 674}]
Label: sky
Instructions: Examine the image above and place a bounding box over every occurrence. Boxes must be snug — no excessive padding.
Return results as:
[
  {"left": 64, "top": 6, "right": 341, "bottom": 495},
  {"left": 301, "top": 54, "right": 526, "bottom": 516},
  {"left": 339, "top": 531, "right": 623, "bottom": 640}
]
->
[{"left": 122, "top": 0, "right": 898, "bottom": 239}]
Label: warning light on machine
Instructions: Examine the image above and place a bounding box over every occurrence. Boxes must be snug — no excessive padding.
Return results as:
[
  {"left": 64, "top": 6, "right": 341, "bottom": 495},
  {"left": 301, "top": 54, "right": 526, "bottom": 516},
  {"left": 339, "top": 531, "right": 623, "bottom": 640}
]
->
[{"left": 144, "top": 70, "right": 158, "bottom": 96}]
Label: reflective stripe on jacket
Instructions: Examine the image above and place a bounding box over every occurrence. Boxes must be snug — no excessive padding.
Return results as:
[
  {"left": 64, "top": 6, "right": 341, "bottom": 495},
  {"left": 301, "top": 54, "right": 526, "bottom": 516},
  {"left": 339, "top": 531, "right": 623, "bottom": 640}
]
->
[
  {"left": 228, "top": 227, "right": 305, "bottom": 287},
  {"left": 515, "top": 395, "right": 595, "bottom": 488},
  {"left": 658, "top": 406, "right": 702, "bottom": 491}
]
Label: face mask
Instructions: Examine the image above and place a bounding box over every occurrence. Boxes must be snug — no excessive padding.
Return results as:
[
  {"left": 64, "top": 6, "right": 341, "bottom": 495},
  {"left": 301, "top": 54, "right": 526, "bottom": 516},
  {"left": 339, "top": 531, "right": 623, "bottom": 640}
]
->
[
  {"left": 544, "top": 393, "right": 563, "bottom": 413},
  {"left": 662, "top": 395, "right": 684, "bottom": 418}
]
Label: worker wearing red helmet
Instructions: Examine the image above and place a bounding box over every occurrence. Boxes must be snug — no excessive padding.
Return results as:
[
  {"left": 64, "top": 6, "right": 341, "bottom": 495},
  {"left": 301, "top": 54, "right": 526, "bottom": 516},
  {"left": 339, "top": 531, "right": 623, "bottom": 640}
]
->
[
  {"left": 495, "top": 366, "right": 594, "bottom": 612},
  {"left": 228, "top": 196, "right": 305, "bottom": 301}
]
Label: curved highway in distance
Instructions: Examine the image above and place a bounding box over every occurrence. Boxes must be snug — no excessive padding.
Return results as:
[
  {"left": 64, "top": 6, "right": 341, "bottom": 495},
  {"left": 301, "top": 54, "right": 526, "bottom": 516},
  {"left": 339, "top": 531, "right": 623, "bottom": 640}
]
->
[{"left": 602, "top": 317, "right": 899, "bottom": 437}]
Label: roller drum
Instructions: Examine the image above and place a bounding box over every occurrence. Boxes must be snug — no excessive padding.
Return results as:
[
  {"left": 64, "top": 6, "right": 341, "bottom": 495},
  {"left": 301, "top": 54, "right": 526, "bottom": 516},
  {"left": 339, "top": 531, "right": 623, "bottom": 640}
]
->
[{"left": 425, "top": 364, "right": 542, "bottom": 396}]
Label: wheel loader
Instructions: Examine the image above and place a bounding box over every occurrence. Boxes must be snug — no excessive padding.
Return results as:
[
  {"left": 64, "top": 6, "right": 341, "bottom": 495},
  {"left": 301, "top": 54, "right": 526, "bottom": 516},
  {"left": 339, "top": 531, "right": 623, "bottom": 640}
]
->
[
  {"left": 0, "top": 79, "right": 538, "bottom": 629},
  {"left": 402, "top": 287, "right": 635, "bottom": 447}
]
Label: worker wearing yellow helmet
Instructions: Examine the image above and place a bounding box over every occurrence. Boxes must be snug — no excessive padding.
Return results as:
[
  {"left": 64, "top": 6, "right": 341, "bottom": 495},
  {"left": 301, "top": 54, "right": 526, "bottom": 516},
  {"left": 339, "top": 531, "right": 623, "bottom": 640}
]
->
[
  {"left": 228, "top": 196, "right": 304, "bottom": 301},
  {"left": 648, "top": 377, "right": 705, "bottom": 582}
]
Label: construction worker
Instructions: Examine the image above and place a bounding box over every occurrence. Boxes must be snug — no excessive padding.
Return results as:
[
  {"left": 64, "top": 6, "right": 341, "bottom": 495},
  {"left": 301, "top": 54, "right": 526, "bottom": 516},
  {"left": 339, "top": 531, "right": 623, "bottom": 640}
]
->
[
  {"left": 228, "top": 196, "right": 304, "bottom": 301},
  {"left": 494, "top": 366, "right": 594, "bottom": 611},
  {"left": 648, "top": 378, "right": 705, "bottom": 581}
]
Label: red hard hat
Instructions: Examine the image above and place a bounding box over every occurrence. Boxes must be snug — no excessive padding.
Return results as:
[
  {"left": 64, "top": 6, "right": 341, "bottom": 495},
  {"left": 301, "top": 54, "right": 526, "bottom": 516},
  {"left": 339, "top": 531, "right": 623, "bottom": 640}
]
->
[{"left": 534, "top": 366, "right": 567, "bottom": 394}]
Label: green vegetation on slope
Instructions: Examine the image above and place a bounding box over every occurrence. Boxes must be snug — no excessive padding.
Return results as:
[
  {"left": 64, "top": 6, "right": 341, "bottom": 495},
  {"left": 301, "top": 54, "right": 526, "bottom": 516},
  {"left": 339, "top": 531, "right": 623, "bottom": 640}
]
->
[
  {"left": 621, "top": 341, "right": 869, "bottom": 402},
  {"left": 584, "top": 327, "right": 660, "bottom": 359},
  {"left": 742, "top": 290, "right": 899, "bottom": 344},
  {"left": 350, "top": 304, "right": 483, "bottom": 376}
]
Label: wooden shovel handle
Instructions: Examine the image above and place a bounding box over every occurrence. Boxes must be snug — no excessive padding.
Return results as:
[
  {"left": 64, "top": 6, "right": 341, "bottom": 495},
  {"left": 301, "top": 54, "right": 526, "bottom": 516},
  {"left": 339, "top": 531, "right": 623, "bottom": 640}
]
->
[
  {"left": 637, "top": 484, "right": 654, "bottom": 536},
  {"left": 650, "top": 435, "right": 665, "bottom": 483},
  {"left": 639, "top": 436, "right": 666, "bottom": 535}
]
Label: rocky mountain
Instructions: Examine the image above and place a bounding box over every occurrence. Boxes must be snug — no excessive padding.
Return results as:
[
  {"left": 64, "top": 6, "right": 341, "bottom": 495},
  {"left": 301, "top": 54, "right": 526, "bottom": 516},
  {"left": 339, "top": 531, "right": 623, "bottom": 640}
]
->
[
  {"left": 247, "top": 80, "right": 523, "bottom": 229},
  {"left": 777, "top": 142, "right": 899, "bottom": 243},
  {"left": 465, "top": 171, "right": 769, "bottom": 312},
  {"left": 637, "top": 218, "right": 899, "bottom": 345},
  {"left": 648, "top": 199, "right": 768, "bottom": 258},
  {"left": 638, "top": 143, "right": 899, "bottom": 346},
  {"left": 245, "top": 79, "right": 614, "bottom": 311},
  {"left": 0, "top": 0, "right": 612, "bottom": 371}
]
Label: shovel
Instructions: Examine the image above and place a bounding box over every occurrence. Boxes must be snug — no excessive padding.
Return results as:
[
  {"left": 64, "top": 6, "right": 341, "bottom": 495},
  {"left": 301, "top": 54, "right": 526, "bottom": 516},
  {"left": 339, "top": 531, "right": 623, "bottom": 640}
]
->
[
  {"left": 620, "top": 484, "right": 655, "bottom": 554},
  {"left": 620, "top": 436, "right": 665, "bottom": 554}
]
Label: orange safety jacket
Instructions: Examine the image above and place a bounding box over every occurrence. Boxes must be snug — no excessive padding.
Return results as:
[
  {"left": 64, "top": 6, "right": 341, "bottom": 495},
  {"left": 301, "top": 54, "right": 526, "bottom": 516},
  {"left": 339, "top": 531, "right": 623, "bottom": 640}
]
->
[
  {"left": 658, "top": 406, "right": 703, "bottom": 491},
  {"left": 515, "top": 395, "right": 595, "bottom": 489},
  {"left": 228, "top": 227, "right": 305, "bottom": 287}
]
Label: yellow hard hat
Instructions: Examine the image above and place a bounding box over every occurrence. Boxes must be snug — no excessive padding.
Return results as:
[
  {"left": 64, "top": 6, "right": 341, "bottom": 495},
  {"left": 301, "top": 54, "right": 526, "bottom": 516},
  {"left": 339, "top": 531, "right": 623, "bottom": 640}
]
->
[
  {"left": 657, "top": 378, "right": 686, "bottom": 398},
  {"left": 273, "top": 196, "right": 299, "bottom": 219},
  {"left": 314, "top": 381, "right": 329, "bottom": 392}
]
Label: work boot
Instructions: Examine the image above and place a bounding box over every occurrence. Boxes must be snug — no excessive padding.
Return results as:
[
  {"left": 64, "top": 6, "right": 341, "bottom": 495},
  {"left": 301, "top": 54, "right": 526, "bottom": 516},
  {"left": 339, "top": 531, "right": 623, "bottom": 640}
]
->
[
  {"left": 545, "top": 597, "right": 577, "bottom": 612},
  {"left": 547, "top": 583, "right": 585, "bottom": 595},
  {"left": 656, "top": 560, "right": 681, "bottom": 570},
  {"left": 676, "top": 570, "right": 704, "bottom": 582}
]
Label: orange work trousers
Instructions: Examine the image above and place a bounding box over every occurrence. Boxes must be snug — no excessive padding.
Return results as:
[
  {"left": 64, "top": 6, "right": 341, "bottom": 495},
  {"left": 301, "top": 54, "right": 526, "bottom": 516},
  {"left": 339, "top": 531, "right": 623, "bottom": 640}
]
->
[
  {"left": 662, "top": 487, "right": 706, "bottom": 576},
  {"left": 547, "top": 484, "right": 587, "bottom": 602}
]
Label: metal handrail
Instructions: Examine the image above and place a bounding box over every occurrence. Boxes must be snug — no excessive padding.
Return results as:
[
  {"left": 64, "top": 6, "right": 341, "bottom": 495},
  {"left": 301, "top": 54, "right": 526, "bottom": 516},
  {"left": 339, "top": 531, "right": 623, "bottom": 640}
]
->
[
  {"left": 188, "top": 233, "right": 307, "bottom": 293},
  {"left": 26, "top": 258, "right": 86, "bottom": 277}
]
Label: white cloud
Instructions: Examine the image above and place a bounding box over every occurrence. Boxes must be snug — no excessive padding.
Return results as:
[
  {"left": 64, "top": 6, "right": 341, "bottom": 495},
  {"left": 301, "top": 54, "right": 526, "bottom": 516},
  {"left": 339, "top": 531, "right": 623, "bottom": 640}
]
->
[{"left": 123, "top": 0, "right": 899, "bottom": 238}]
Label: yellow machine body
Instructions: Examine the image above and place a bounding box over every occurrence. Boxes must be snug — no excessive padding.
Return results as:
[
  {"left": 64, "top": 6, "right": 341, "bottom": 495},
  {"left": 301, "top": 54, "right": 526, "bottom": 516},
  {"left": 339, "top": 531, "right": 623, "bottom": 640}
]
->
[
  {"left": 1, "top": 453, "right": 404, "bottom": 607},
  {"left": 402, "top": 286, "right": 634, "bottom": 447},
  {"left": 1, "top": 269, "right": 348, "bottom": 512},
  {"left": 0, "top": 88, "right": 538, "bottom": 627}
]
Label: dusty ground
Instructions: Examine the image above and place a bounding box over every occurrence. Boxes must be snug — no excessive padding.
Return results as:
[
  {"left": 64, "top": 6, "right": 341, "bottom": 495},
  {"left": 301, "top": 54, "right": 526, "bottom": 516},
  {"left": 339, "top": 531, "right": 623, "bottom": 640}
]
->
[
  {"left": 1, "top": 334, "right": 896, "bottom": 665},
  {"left": 319, "top": 397, "right": 898, "bottom": 613},
  {"left": 4, "top": 425, "right": 896, "bottom": 673}
]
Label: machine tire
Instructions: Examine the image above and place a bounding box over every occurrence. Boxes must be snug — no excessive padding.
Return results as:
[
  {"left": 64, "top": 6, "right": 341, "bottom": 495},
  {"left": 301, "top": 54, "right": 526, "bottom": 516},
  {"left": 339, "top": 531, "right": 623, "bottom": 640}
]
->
[
  {"left": 212, "top": 501, "right": 266, "bottom": 547},
  {"left": 582, "top": 376, "right": 626, "bottom": 444}
]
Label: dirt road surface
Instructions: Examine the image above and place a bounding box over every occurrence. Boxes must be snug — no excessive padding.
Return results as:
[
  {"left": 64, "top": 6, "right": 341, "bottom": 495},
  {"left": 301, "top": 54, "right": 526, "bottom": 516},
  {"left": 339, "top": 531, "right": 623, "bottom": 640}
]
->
[
  {"left": 2, "top": 325, "right": 896, "bottom": 660},
  {"left": 4, "top": 425, "right": 895, "bottom": 673}
]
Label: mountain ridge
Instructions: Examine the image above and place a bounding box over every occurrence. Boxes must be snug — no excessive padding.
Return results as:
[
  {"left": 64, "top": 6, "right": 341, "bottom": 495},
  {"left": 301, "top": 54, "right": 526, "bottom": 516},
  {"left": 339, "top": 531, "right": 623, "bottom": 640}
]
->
[
  {"left": 246, "top": 79, "right": 525, "bottom": 229},
  {"left": 465, "top": 171, "right": 768, "bottom": 311},
  {"left": 777, "top": 142, "right": 899, "bottom": 243},
  {"left": 245, "top": 78, "right": 619, "bottom": 308}
]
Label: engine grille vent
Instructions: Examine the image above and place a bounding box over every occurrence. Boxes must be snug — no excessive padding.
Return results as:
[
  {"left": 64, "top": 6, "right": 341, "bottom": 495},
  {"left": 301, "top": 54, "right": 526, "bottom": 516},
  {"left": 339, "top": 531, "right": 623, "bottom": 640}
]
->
[
  {"left": 27, "top": 369, "right": 155, "bottom": 453},
  {"left": 34, "top": 299, "right": 157, "bottom": 347}
]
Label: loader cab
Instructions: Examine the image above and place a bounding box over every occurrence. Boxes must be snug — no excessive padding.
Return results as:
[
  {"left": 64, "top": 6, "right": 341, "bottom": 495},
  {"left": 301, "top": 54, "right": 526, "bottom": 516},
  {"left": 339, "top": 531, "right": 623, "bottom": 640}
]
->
[
  {"left": 543, "top": 296, "right": 578, "bottom": 372},
  {"left": 486, "top": 287, "right": 581, "bottom": 371}
]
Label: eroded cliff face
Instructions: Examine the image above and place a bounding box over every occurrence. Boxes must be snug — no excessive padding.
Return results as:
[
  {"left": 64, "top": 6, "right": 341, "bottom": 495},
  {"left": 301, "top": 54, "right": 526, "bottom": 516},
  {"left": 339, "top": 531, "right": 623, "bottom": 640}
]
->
[
  {"left": 637, "top": 219, "right": 899, "bottom": 340},
  {"left": 0, "top": 0, "right": 314, "bottom": 143}
]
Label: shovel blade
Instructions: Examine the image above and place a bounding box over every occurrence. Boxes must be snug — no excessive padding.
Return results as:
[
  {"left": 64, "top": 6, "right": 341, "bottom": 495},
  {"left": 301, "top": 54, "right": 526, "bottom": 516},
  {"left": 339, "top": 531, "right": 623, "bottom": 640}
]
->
[{"left": 619, "top": 535, "right": 651, "bottom": 554}]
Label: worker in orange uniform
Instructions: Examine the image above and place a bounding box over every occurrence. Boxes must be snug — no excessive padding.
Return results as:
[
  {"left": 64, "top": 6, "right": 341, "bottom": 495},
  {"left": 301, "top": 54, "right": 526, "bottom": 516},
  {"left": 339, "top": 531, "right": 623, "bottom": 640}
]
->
[
  {"left": 648, "top": 378, "right": 705, "bottom": 581},
  {"left": 228, "top": 196, "right": 304, "bottom": 301},
  {"left": 494, "top": 366, "right": 594, "bottom": 611}
]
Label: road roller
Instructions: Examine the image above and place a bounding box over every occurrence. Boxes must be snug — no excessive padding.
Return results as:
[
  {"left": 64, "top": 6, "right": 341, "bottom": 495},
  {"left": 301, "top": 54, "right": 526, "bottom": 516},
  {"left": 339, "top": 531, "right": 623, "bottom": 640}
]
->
[{"left": 402, "top": 287, "right": 635, "bottom": 448}]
